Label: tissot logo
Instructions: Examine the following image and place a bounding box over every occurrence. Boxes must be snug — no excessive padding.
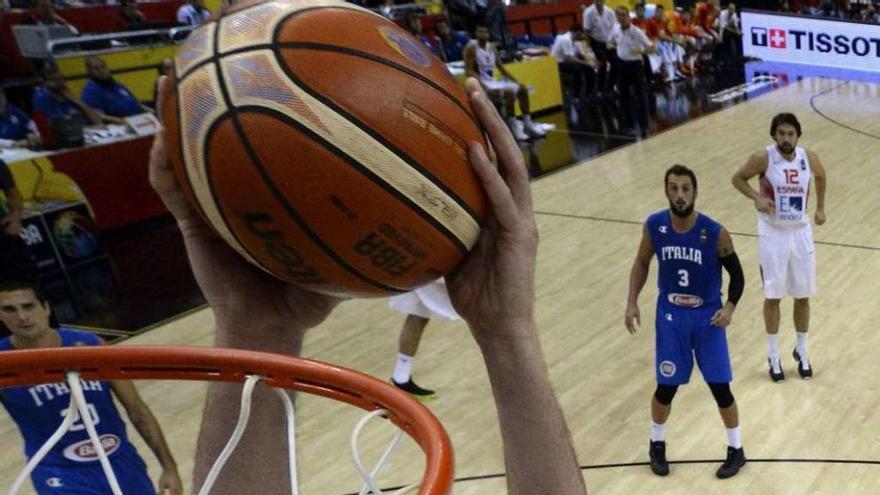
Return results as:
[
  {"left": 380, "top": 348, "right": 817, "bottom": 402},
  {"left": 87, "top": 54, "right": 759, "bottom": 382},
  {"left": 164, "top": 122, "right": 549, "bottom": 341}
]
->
[{"left": 750, "top": 25, "right": 880, "bottom": 57}]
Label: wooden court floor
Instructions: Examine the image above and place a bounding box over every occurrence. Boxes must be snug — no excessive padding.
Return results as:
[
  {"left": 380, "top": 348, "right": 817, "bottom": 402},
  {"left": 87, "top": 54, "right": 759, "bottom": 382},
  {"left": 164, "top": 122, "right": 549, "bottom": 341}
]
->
[{"left": 2, "top": 76, "right": 879, "bottom": 494}]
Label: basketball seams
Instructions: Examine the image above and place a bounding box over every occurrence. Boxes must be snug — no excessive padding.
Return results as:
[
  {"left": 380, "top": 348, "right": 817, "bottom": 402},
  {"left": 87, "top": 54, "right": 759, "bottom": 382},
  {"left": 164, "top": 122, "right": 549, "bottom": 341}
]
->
[
  {"left": 235, "top": 104, "right": 470, "bottom": 257},
  {"left": 211, "top": 46, "right": 406, "bottom": 294},
  {"left": 270, "top": 47, "right": 485, "bottom": 233},
  {"left": 175, "top": 67, "right": 265, "bottom": 269},
  {"left": 278, "top": 41, "right": 480, "bottom": 130},
  {"left": 219, "top": 50, "right": 480, "bottom": 252}
]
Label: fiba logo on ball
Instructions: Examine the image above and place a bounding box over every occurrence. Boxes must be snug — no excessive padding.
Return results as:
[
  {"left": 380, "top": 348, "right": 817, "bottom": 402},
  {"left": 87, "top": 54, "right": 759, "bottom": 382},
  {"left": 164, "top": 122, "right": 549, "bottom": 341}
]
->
[
  {"left": 660, "top": 361, "right": 677, "bottom": 378},
  {"left": 52, "top": 211, "right": 98, "bottom": 259},
  {"left": 378, "top": 26, "right": 433, "bottom": 68}
]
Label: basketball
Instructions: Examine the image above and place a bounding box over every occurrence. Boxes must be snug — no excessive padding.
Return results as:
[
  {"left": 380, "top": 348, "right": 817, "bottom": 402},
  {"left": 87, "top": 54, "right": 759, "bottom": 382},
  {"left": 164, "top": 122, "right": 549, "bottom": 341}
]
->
[{"left": 160, "top": 0, "right": 487, "bottom": 298}]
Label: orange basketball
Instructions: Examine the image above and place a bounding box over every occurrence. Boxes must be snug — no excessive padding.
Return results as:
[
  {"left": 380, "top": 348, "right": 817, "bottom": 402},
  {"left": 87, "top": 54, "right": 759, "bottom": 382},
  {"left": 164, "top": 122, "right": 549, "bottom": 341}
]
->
[{"left": 161, "top": 0, "right": 487, "bottom": 297}]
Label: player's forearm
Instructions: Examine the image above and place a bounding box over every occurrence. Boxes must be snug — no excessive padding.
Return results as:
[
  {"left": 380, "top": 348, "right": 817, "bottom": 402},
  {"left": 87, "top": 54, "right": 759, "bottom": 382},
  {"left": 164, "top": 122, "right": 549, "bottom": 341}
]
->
[
  {"left": 477, "top": 322, "right": 586, "bottom": 495},
  {"left": 130, "top": 410, "right": 178, "bottom": 470},
  {"left": 193, "top": 320, "right": 305, "bottom": 492},
  {"left": 731, "top": 175, "right": 759, "bottom": 201},
  {"left": 627, "top": 262, "right": 649, "bottom": 304},
  {"left": 815, "top": 176, "right": 826, "bottom": 211}
]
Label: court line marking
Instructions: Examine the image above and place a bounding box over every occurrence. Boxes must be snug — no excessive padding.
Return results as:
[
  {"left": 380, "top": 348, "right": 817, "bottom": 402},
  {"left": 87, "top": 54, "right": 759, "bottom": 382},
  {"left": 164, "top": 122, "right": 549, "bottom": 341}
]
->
[
  {"left": 809, "top": 81, "right": 880, "bottom": 141},
  {"left": 339, "top": 457, "right": 880, "bottom": 493}
]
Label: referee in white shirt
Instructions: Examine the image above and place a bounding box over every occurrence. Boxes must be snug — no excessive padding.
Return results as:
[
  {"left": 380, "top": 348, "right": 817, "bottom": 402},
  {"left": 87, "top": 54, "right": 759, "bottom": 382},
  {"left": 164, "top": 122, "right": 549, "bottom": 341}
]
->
[
  {"left": 582, "top": 0, "right": 617, "bottom": 93},
  {"left": 607, "top": 6, "right": 656, "bottom": 138}
]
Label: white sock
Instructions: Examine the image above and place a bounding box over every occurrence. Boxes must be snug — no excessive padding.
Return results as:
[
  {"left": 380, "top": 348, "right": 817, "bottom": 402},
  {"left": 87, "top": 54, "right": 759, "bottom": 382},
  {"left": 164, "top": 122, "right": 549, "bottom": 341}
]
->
[
  {"left": 767, "top": 334, "right": 780, "bottom": 361},
  {"left": 651, "top": 421, "right": 666, "bottom": 442},
  {"left": 796, "top": 331, "right": 808, "bottom": 359},
  {"left": 726, "top": 426, "right": 742, "bottom": 449},
  {"left": 392, "top": 353, "right": 413, "bottom": 383}
]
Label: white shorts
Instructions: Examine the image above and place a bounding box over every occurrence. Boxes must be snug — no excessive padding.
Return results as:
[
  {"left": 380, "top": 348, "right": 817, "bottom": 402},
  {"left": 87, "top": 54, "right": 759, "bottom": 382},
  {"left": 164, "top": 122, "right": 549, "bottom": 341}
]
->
[
  {"left": 758, "top": 220, "right": 816, "bottom": 299},
  {"left": 389, "top": 279, "right": 460, "bottom": 321},
  {"left": 480, "top": 78, "right": 520, "bottom": 93}
]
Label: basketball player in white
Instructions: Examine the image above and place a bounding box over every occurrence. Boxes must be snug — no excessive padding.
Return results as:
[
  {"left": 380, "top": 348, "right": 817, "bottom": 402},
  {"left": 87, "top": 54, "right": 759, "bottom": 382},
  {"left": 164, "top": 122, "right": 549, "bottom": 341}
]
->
[
  {"left": 463, "top": 23, "right": 546, "bottom": 141},
  {"left": 732, "top": 113, "right": 827, "bottom": 383},
  {"left": 389, "top": 278, "right": 459, "bottom": 399}
]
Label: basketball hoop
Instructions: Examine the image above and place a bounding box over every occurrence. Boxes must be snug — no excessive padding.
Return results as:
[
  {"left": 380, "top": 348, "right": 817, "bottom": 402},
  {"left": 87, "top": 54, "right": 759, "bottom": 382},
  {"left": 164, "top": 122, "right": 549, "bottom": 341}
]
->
[{"left": 0, "top": 346, "right": 453, "bottom": 495}]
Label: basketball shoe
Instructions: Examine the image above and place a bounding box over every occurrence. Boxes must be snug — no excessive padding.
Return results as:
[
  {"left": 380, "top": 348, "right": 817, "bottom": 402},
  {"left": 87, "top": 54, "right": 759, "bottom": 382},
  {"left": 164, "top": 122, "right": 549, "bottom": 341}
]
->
[
  {"left": 391, "top": 378, "right": 437, "bottom": 401},
  {"left": 716, "top": 446, "right": 746, "bottom": 479},
  {"left": 649, "top": 440, "right": 669, "bottom": 476},
  {"left": 768, "top": 357, "right": 785, "bottom": 383},
  {"left": 792, "top": 348, "right": 813, "bottom": 379},
  {"left": 506, "top": 117, "right": 529, "bottom": 141}
]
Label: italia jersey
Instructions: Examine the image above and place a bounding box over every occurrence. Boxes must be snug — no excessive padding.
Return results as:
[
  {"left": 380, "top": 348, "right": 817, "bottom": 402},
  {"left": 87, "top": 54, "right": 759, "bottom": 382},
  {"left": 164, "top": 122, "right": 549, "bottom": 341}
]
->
[
  {"left": 647, "top": 210, "right": 722, "bottom": 308},
  {"left": 759, "top": 145, "right": 812, "bottom": 229},
  {"left": 0, "top": 329, "right": 139, "bottom": 466}
]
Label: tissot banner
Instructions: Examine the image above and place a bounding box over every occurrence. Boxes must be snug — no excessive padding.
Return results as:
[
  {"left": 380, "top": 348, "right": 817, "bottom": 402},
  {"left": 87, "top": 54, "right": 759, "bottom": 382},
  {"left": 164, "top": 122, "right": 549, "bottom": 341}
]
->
[{"left": 742, "top": 10, "right": 880, "bottom": 73}]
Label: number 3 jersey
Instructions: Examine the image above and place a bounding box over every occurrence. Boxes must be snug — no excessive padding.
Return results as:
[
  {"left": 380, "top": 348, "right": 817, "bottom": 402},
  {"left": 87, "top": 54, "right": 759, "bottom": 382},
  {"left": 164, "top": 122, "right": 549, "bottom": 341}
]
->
[
  {"left": 0, "top": 329, "right": 138, "bottom": 466},
  {"left": 647, "top": 210, "right": 722, "bottom": 309},
  {"left": 759, "top": 145, "right": 812, "bottom": 229}
]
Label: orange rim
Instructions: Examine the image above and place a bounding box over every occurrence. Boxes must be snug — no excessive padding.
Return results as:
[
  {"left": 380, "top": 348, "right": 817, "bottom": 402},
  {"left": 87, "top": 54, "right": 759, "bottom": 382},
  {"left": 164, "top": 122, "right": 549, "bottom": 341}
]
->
[{"left": 0, "top": 346, "right": 454, "bottom": 495}]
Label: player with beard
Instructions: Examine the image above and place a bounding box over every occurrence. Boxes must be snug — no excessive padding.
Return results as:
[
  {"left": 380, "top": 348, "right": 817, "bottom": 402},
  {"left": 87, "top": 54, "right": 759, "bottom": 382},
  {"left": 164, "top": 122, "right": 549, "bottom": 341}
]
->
[
  {"left": 732, "top": 113, "right": 827, "bottom": 383},
  {"left": 626, "top": 164, "right": 747, "bottom": 479}
]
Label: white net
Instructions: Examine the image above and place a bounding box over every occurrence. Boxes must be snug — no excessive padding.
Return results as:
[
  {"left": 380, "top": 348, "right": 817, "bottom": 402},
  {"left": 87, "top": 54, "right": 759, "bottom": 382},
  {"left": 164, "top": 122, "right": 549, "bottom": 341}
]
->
[{"left": 7, "top": 372, "right": 419, "bottom": 495}]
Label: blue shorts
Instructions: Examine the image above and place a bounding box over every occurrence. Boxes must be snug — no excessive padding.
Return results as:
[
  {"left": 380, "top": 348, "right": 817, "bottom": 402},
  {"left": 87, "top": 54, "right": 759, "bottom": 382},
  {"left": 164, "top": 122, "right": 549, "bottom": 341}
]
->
[
  {"left": 30, "top": 450, "right": 155, "bottom": 495},
  {"left": 655, "top": 302, "right": 733, "bottom": 385}
]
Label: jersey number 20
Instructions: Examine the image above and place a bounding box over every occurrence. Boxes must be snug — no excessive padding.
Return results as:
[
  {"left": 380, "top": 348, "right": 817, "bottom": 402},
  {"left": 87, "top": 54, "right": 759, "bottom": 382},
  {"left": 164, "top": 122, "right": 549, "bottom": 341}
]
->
[{"left": 61, "top": 404, "right": 101, "bottom": 431}]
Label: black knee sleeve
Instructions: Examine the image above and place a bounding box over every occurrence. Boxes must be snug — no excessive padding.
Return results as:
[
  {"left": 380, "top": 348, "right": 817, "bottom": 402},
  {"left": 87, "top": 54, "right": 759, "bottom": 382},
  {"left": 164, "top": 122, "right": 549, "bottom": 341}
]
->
[
  {"left": 654, "top": 384, "right": 679, "bottom": 405},
  {"left": 708, "top": 382, "right": 735, "bottom": 408}
]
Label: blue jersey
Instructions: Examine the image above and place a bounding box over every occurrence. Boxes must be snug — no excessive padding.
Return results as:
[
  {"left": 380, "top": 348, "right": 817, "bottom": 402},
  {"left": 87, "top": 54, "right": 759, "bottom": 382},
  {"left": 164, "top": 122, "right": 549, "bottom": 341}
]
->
[
  {"left": 0, "top": 329, "right": 141, "bottom": 466},
  {"left": 646, "top": 210, "right": 722, "bottom": 309}
]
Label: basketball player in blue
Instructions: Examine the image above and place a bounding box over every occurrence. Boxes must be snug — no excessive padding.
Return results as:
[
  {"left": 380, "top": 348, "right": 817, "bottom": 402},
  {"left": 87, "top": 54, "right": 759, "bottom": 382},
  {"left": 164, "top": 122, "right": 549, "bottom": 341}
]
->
[
  {"left": 625, "top": 165, "right": 746, "bottom": 479},
  {"left": 0, "top": 279, "right": 183, "bottom": 495}
]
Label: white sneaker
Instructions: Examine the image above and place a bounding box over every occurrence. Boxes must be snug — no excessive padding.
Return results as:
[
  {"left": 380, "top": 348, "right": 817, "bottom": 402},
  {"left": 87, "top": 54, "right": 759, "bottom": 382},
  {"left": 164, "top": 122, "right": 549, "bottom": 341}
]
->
[
  {"left": 507, "top": 118, "right": 529, "bottom": 141},
  {"left": 525, "top": 121, "right": 546, "bottom": 138}
]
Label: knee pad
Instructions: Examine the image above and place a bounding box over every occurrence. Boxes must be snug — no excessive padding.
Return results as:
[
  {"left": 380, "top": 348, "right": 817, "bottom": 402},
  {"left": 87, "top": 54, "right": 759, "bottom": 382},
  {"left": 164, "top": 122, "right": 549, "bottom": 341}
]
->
[
  {"left": 708, "top": 382, "right": 735, "bottom": 408},
  {"left": 653, "top": 384, "right": 679, "bottom": 405}
]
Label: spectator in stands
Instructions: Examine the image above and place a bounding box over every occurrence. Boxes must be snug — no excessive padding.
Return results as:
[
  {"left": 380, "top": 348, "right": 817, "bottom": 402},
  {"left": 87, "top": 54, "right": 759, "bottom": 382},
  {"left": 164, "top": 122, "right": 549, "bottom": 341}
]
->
[
  {"left": 435, "top": 19, "right": 466, "bottom": 62},
  {"left": 32, "top": 66, "right": 111, "bottom": 128},
  {"left": 858, "top": 3, "right": 878, "bottom": 22},
  {"left": 177, "top": 0, "right": 211, "bottom": 26},
  {"left": 405, "top": 12, "right": 441, "bottom": 56},
  {"left": 464, "top": 23, "right": 545, "bottom": 141},
  {"left": 445, "top": 0, "right": 485, "bottom": 35},
  {"left": 551, "top": 24, "right": 597, "bottom": 102},
  {"left": 607, "top": 6, "right": 655, "bottom": 138},
  {"left": 671, "top": 8, "right": 710, "bottom": 76},
  {"left": 632, "top": 4, "right": 655, "bottom": 87},
  {"left": 647, "top": 5, "right": 686, "bottom": 84},
  {"left": 0, "top": 159, "right": 35, "bottom": 281},
  {"left": 485, "top": 0, "right": 513, "bottom": 50},
  {"left": 25, "top": 0, "right": 79, "bottom": 34},
  {"left": 0, "top": 88, "right": 41, "bottom": 149},
  {"left": 695, "top": 0, "right": 722, "bottom": 43},
  {"left": 82, "top": 56, "right": 150, "bottom": 118},
  {"left": 718, "top": 3, "right": 742, "bottom": 59},
  {"left": 582, "top": 0, "right": 617, "bottom": 94},
  {"left": 120, "top": 0, "right": 147, "bottom": 26}
]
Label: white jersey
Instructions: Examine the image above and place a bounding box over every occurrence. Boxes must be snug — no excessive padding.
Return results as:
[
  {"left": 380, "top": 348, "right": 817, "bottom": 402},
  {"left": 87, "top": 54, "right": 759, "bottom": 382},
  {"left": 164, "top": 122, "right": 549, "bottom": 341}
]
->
[
  {"left": 471, "top": 41, "right": 497, "bottom": 82},
  {"left": 759, "top": 145, "right": 812, "bottom": 229}
]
